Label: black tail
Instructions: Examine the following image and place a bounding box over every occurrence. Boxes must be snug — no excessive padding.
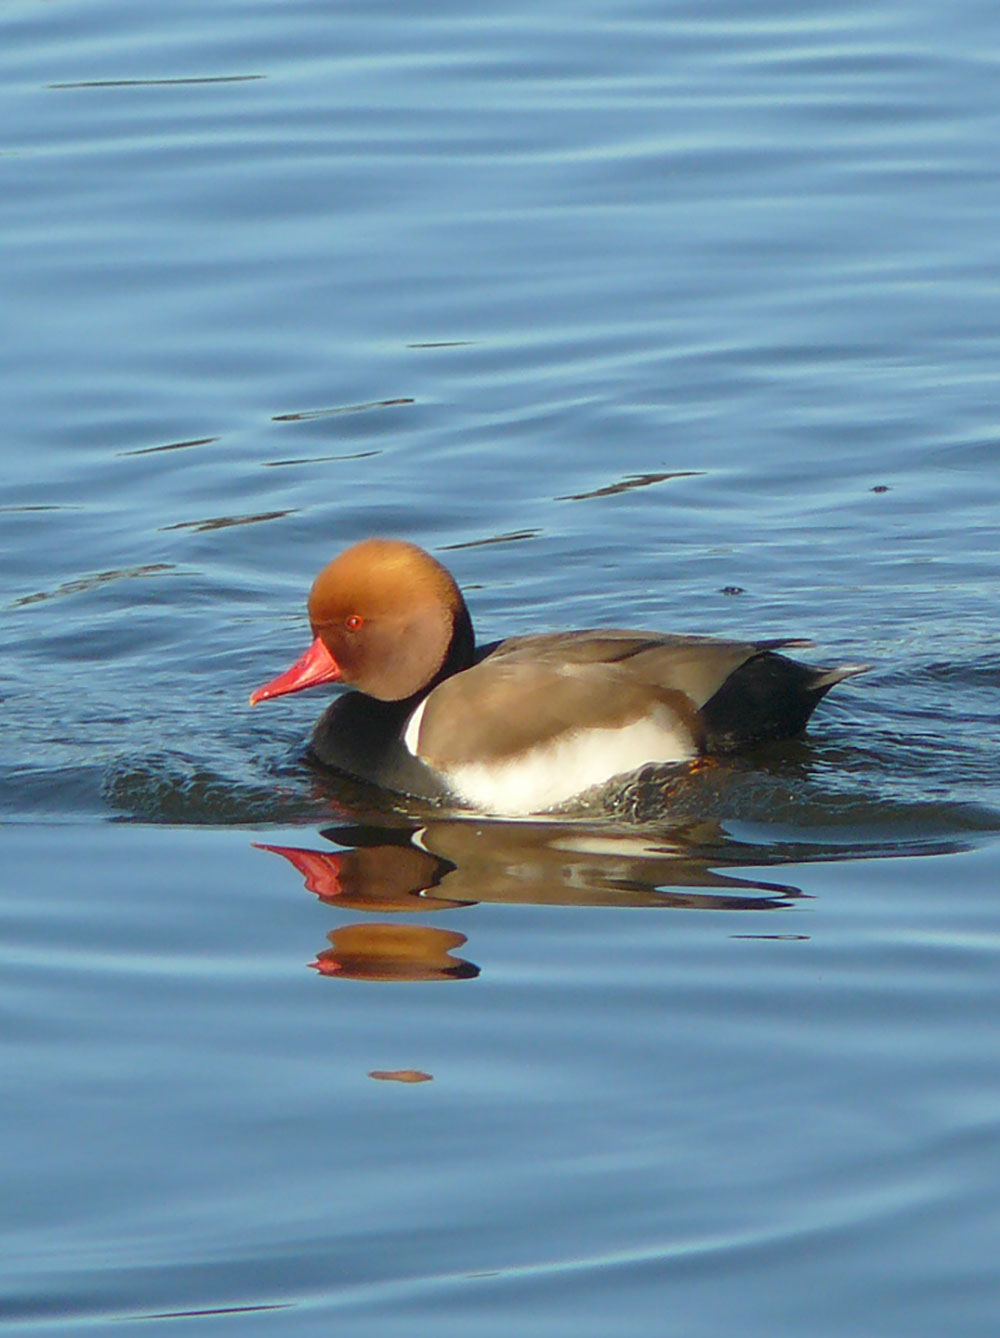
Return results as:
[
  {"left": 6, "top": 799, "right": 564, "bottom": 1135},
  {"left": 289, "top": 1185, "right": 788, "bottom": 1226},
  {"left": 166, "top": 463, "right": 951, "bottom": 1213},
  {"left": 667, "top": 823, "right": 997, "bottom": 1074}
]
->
[{"left": 700, "top": 652, "right": 868, "bottom": 753}]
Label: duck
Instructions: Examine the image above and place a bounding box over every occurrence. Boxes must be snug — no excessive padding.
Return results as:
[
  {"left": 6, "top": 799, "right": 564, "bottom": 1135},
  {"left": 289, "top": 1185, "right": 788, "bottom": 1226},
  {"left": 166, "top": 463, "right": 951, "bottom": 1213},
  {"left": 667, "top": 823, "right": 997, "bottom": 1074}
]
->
[{"left": 249, "top": 538, "right": 866, "bottom": 816}]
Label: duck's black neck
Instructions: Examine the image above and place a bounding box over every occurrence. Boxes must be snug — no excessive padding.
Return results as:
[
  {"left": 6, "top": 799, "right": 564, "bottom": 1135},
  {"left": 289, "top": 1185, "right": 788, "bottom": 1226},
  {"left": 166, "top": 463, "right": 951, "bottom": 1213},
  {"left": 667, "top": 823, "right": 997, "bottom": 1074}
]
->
[{"left": 306, "top": 601, "right": 477, "bottom": 798}]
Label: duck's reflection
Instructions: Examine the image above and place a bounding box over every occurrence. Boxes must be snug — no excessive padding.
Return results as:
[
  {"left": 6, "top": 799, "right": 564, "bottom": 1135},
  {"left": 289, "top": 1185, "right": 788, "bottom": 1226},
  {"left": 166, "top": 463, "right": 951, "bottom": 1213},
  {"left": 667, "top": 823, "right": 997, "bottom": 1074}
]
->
[
  {"left": 258, "top": 818, "right": 801, "bottom": 915},
  {"left": 257, "top": 817, "right": 806, "bottom": 981}
]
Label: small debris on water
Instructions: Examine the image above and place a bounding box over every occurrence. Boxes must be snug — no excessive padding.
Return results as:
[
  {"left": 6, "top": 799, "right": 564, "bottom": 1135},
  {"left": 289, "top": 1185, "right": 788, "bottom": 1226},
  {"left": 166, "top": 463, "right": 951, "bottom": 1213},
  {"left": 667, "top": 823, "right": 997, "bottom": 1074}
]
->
[{"left": 369, "top": 1070, "right": 433, "bottom": 1083}]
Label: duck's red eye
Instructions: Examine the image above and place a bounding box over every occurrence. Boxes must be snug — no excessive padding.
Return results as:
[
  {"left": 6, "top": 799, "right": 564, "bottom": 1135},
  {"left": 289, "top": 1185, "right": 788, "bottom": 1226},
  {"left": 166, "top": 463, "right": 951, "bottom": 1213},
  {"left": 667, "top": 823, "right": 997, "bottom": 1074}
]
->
[{"left": 345, "top": 614, "right": 364, "bottom": 632}]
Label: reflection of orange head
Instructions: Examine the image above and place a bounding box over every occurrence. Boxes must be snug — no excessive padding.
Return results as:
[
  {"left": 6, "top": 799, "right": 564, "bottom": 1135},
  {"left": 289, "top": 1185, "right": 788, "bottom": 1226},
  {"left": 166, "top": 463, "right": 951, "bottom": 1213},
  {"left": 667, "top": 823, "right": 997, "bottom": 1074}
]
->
[
  {"left": 254, "top": 841, "right": 465, "bottom": 912},
  {"left": 310, "top": 922, "right": 478, "bottom": 982}
]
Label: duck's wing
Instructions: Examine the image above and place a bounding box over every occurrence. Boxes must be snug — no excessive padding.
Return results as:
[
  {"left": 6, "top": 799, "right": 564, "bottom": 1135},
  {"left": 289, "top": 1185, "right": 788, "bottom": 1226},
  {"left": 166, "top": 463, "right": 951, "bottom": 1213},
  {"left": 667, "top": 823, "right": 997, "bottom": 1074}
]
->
[
  {"left": 413, "top": 656, "right": 694, "bottom": 771},
  {"left": 413, "top": 631, "right": 785, "bottom": 769},
  {"left": 483, "top": 629, "right": 814, "bottom": 705},
  {"left": 418, "top": 630, "right": 866, "bottom": 766}
]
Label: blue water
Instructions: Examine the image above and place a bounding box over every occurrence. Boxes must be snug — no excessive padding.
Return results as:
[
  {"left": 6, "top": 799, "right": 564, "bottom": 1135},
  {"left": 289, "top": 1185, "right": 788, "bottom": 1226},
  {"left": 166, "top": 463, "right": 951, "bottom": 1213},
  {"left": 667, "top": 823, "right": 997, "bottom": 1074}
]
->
[{"left": 4, "top": 0, "right": 1000, "bottom": 1333}]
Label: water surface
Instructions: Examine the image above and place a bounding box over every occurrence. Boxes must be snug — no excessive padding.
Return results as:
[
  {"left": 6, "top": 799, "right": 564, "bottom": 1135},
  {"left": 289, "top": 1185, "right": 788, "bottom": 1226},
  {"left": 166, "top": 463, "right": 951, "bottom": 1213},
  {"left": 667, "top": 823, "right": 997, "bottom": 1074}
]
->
[{"left": 3, "top": 0, "right": 1000, "bottom": 1333}]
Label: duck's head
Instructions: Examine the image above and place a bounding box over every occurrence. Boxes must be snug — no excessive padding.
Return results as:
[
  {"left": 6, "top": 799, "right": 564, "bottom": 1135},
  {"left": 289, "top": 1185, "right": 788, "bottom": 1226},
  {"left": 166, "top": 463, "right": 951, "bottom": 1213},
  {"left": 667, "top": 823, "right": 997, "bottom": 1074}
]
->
[{"left": 250, "top": 538, "right": 473, "bottom": 705}]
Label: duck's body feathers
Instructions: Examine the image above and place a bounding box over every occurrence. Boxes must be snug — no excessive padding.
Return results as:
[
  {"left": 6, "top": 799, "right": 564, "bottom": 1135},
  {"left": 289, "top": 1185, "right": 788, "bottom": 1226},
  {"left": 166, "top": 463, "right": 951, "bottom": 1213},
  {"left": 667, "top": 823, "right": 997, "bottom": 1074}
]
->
[{"left": 308, "top": 627, "right": 865, "bottom": 812}]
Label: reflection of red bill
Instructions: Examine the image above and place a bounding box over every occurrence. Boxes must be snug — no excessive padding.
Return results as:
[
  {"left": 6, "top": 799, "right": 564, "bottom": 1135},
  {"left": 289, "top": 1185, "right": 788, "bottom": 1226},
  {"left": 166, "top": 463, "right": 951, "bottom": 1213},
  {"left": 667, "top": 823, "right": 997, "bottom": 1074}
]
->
[
  {"left": 254, "top": 843, "right": 343, "bottom": 900},
  {"left": 249, "top": 635, "right": 341, "bottom": 705},
  {"left": 309, "top": 956, "right": 342, "bottom": 975}
]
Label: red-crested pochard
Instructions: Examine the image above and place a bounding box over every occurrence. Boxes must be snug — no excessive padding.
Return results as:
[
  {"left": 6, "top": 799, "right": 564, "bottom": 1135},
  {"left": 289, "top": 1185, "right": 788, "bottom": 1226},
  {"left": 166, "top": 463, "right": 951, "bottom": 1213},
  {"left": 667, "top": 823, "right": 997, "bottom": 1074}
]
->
[{"left": 250, "top": 539, "right": 866, "bottom": 815}]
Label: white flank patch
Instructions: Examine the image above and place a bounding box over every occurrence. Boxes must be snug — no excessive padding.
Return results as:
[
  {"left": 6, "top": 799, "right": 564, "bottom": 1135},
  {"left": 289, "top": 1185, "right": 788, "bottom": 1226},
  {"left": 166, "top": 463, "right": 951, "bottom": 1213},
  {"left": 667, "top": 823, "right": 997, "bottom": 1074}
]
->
[
  {"left": 402, "top": 697, "right": 428, "bottom": 756},
  {"left": 439, "top": 714, "right": 694, "bottom": 817}
]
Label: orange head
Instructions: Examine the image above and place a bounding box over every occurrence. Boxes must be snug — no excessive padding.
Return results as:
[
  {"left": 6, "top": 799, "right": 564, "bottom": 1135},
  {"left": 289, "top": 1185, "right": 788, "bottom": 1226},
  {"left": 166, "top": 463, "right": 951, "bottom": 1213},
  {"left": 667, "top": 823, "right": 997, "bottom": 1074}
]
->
[{"left": 250, "top": 538, "right": 473, "bottom": 705}]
